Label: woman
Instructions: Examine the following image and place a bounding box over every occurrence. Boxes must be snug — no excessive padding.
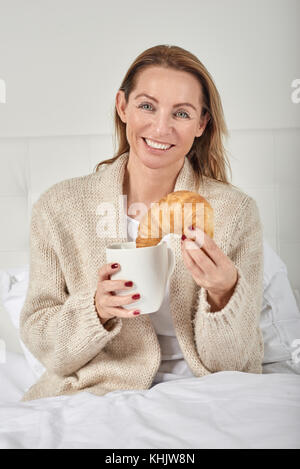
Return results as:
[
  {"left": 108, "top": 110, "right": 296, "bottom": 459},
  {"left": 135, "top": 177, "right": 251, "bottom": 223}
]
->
[{"left": 19, "top": 45, "right": 264, "bottom": 402}]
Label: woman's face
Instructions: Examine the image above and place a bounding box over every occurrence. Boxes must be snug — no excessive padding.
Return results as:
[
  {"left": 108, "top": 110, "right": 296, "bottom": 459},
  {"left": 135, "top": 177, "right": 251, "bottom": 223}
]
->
[{"left": 116, "top": 66, "right": 209, "bottom": 170}]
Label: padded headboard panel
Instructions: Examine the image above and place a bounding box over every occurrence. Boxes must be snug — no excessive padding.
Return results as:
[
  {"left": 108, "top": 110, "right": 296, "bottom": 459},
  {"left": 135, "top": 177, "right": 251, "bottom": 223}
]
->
[{"left": 1, "top": 130, "right": 299, "bottom": 353}]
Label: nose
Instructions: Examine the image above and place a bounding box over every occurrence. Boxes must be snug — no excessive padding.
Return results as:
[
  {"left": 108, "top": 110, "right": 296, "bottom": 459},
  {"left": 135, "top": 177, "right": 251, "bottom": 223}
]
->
[{"left": 151, "top": 109, "right": 174, "bottom": 139}]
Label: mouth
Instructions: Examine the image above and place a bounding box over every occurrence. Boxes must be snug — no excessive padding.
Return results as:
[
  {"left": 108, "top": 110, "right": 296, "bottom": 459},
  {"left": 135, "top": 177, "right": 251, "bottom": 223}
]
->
[{"left": 142, "top": 137, "right": 175, "bottom": 153}]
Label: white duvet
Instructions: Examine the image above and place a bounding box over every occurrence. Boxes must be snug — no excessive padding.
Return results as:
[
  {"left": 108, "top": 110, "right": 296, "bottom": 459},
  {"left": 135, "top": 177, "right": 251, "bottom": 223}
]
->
[{"left": 0, "top": 351, "right": 300, "bottom": 449}]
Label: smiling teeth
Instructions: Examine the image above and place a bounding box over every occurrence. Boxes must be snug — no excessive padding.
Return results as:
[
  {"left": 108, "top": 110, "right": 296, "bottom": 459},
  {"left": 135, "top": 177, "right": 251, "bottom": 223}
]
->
[{"left": 145, "top": 138, "right": 172, "bottom": 150}]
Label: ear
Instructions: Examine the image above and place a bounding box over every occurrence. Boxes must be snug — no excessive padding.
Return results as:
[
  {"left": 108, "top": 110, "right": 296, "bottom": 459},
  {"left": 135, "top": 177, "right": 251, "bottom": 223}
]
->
[
  {"left": 195, "top": 111, "right": 210, "bottom": 138},
  {"left": 115, "top": 90, "right": 128, "bottom": 124}
]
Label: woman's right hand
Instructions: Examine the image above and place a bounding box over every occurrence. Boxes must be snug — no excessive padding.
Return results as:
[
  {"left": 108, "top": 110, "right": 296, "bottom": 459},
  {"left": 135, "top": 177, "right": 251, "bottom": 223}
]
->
[{"left": 94, "top": 263, "right": 141, "bottom": 326}]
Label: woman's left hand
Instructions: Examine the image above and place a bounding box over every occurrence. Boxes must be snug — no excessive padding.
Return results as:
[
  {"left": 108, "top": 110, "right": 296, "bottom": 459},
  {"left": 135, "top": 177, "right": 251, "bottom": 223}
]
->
[{"left": 181, "top": 226, "right": 238, "bottom": 311}]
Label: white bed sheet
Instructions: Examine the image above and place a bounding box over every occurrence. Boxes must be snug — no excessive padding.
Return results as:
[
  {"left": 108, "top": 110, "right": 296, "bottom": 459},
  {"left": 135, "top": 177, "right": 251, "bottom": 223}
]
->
[{"left": 0, "top": 351, "right": 300, "bottom": 449}]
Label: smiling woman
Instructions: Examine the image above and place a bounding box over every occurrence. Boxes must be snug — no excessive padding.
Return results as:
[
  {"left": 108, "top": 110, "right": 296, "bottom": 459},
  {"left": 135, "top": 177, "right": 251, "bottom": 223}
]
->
[
  {"left": 115, "top": 64, "right": 213, "bottom": 213},
  {"left": 95, "top": 44, "right": 232, "bottom": 195},
  {"left": 19, "top": 44, "right": 265, "bottom": 403}
]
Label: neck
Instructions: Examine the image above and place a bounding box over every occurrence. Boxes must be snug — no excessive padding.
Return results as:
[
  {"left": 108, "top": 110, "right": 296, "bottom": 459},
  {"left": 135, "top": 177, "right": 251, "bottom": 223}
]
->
[{"left": 123, "top": 153, "right": 185, "bottom": 218}]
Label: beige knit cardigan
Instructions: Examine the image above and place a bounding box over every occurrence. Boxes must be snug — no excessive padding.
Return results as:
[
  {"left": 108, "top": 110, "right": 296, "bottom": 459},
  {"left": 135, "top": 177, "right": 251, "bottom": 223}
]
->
[{"left": 19, "top": 152, "right": 264, "bottom": 402}]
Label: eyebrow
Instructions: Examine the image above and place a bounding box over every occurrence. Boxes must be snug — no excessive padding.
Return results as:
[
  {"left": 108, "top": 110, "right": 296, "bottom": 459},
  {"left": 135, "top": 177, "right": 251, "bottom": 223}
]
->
[{"left": 134, "top": 93, "right": 198, "bottom": 112}]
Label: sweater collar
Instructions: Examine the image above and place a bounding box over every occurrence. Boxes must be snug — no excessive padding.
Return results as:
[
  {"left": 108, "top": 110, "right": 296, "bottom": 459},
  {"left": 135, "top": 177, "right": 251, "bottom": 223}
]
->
[
  {"left": 113, "top": 150, "right": 198, "bottom": 192},
  {"left": 99, "top": 151, "right": 198, "bottom": 240}
]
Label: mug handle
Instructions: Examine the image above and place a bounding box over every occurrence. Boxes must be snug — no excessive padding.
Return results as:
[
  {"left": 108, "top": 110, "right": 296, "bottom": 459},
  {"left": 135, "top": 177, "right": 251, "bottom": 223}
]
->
[{"left": 167, "top": 247, "right": 175, "bottom": 281}]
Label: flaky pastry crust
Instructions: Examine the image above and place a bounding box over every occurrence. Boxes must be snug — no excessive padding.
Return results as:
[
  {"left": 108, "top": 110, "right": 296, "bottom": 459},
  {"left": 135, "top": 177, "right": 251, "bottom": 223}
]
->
[{"left": 135, "top": 190, "right": 214, "bottom": 248}]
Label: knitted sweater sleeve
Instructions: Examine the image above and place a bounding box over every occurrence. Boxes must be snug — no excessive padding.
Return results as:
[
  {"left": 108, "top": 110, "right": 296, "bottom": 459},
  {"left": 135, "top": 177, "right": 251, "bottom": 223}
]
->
[
  {"left": 192, "top": 196, "right": 264, "bottom": 373},
  {"left": 19, "top": 199, "right": 122, "bottom": 377}
]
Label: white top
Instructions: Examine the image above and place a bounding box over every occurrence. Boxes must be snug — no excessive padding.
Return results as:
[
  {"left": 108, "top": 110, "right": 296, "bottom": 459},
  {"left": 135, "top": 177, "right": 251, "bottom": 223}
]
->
[{"left": 126, "top": 215, "right": 194, "bottom": 385}]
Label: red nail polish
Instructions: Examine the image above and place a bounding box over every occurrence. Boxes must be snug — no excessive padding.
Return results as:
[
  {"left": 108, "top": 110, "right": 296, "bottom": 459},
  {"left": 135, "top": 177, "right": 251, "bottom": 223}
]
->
[
  {"left": 181, "top": 234, "right": 186, "bottom": 241},
  {"left": 111, "top": 263, "right": 119, "bottom": 269},
  {"left": 188, "top": 225, "right": 195, "bottom": 230},
  {"left": 133, "top": 310, "right": 140, "bottom": 315},
  {"left": 132, "top": 294, "right": 140, "bottom": 300}
]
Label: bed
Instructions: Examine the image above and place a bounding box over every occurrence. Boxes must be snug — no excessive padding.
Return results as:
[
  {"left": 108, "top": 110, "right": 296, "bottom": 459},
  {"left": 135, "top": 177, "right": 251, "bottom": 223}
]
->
[
  {"left": 1, "top": 350, "right": 300, "bottom": 449},
  {"left": 0, "top": 134, "right": 300, "bottom": 449}
]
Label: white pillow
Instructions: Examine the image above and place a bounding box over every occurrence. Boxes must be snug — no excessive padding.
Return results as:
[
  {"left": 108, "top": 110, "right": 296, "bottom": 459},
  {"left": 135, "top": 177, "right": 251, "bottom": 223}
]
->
[
  {"left": 0, "top": 240, "right": 300, "bottom": 378},
  {"left": 0, "top": 265, "right": 46, "bottom": 379},
  {"left": 260, "top": 242, "right": 300, "bottom": 374}
]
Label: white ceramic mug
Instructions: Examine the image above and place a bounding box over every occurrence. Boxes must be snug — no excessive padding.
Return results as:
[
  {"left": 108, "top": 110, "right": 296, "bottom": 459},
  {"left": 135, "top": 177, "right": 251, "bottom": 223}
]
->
[{"left": 105, "top": 240, "right": 175, "bottom": 314}]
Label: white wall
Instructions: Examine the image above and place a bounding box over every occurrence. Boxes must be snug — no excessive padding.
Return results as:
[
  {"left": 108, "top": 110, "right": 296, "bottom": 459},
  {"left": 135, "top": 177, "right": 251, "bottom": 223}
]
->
[{"left": 0, "top": 0, "right": 299, "bottom": 136}]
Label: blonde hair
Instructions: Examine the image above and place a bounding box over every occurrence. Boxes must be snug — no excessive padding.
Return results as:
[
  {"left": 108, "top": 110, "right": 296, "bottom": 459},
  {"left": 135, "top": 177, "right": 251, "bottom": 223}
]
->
[{"left": 94, "top": 44, "right": 232, "bottom": 189}]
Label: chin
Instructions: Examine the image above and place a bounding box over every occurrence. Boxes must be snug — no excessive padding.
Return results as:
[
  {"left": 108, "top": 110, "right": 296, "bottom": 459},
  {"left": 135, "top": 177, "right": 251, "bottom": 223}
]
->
[{"left": 141, "top": 154, "right": 172, "bottom": 169}]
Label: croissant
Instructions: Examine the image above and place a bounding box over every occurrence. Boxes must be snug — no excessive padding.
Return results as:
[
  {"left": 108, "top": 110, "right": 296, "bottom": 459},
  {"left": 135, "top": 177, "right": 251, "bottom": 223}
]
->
[{"left": 135, "top": 190, "right": 214, "bottom": 248}]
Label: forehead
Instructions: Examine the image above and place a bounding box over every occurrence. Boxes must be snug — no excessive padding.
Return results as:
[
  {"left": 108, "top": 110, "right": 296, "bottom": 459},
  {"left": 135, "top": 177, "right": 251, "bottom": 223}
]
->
[{"left": 134, "top": 66, "right": 202, "bottom": 103}]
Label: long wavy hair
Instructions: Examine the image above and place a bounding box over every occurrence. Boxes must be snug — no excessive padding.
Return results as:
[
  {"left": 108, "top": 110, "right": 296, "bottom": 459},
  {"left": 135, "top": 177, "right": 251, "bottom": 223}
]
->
[{"left": 94, "top": 44, "right": 232, "bottom": 189}]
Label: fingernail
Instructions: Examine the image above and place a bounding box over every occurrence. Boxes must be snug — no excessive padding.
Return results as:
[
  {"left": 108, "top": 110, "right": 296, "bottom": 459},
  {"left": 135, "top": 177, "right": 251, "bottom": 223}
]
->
[
  {"left": 125, "top": 281, "right": 133, "bottom": 287},
  {"left": 133, "top": 310, "right": 140, "bottom": 315},
  {"left": 188, "top": 225, "right": 195, "bottom": 231},
  {"left": 111, "top": 263, "right": 119, "bottom": 269},
  {"left": 132, "top": 294, "right": 140, "bottom": 300},
  {"left": 181, "top": 234, "right": 186, "bottom": 241}
]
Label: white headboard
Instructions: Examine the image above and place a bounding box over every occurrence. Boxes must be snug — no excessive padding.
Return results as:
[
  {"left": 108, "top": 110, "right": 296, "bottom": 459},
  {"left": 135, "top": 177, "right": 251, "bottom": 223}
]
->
[{"left": 0, "top": 131, "right": 299, "bottom": 353}]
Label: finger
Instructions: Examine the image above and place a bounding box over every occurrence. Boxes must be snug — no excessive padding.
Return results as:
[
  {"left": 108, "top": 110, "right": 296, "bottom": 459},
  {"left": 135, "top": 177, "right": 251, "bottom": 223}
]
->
[
  {"left": 182, "top": 238, "right": 216, "bottom": 275},
  {"left": 104, "top": 291, "right": 141, "bottom": 308},
  {"left": 101, "top": 278, "right": 135, "bottom": 293},
  {"left": 187, "top": 227, "right": 222, "bottom": 265},
  {"left": 181, "top": 243, "right": 205, "bottom": 287},
  {"left": 181, "top": 239, "right": 205, "bottom": 276},
  {"left": 98, "top": 263, "right": 121, "bottom": 282},
  {"left": 102, "top": 305, "right": 141, "bottom": 319}
]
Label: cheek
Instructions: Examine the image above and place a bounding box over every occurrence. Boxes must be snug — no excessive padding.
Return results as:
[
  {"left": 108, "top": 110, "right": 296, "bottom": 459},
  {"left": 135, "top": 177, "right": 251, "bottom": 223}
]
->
[
  {"left": 176, "top": 127, "right": 197, "bottom": 148},
  {"left": 127, "top": 114, "right": 146, "bottom": 139},
  {"left": 125, "top": 124, "right": 138, "bottom": 144}
]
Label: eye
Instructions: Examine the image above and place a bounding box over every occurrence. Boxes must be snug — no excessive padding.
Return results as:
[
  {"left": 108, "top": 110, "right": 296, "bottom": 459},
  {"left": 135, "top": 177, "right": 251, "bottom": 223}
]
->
[
  {"left": 176, "top": 110, "right": 190, "bottom": 119},
  {"left": 138, "top": 102, "right": 153, "bottom": 111},
  {"left": 138, "top": 103, "right": 190, "bottom": 119}
]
